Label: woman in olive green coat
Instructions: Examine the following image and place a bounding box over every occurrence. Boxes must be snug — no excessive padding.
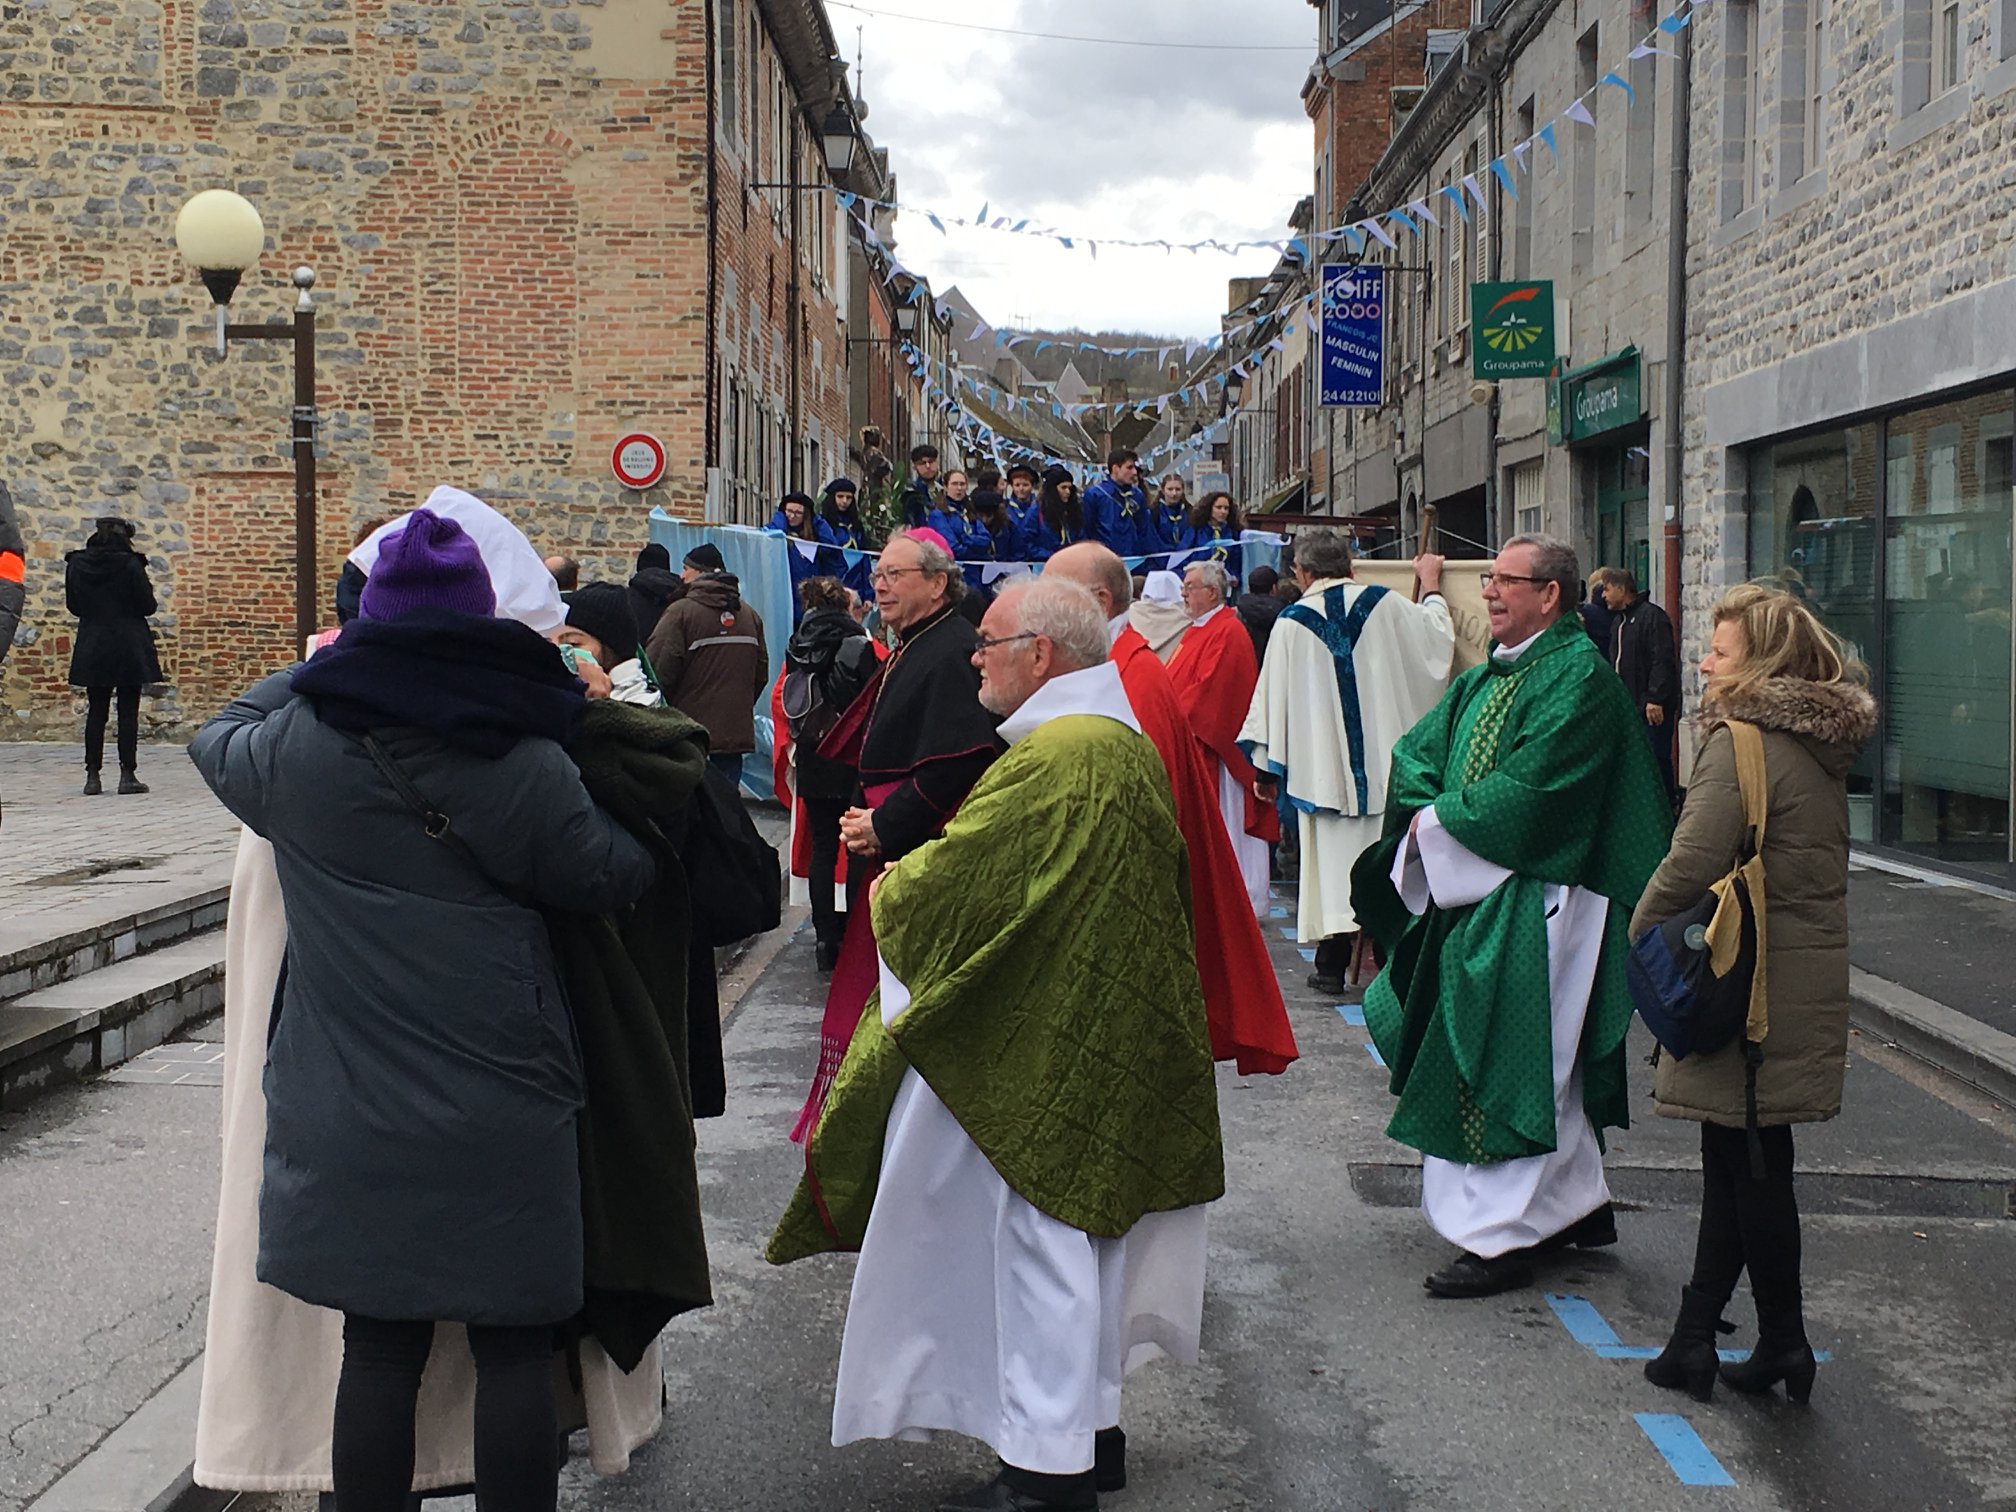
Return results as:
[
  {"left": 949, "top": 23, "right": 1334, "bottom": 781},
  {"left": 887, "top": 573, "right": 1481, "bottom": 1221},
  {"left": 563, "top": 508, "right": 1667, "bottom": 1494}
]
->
[{"left": 1633, "top": 583, "right": 1876, "bottom": 1406}]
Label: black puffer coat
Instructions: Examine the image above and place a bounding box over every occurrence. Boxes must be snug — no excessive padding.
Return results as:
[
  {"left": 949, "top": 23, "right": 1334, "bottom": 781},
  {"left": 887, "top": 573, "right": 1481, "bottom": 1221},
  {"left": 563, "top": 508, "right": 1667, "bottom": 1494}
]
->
[{"left": 66, "top": 542, "right": 162, "bottom": 689}]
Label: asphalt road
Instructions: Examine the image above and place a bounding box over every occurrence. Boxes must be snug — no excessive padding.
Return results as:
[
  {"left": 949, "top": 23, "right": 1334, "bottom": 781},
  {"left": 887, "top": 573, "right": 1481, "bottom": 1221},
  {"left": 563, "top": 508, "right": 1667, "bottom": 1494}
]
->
[{"left": 560, "top": 890, "right": 2016, "bottom": 1512}]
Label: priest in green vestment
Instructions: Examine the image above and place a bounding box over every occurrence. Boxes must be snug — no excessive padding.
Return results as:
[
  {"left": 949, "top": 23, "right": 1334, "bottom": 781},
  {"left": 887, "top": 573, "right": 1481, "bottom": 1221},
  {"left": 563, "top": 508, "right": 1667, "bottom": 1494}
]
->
[
  {"left": 770, "top": 577, "right": 1224, "bottom": 1512},
  {"left": 1353, "top": 534, "right": 1673, "bottom": 1299}
]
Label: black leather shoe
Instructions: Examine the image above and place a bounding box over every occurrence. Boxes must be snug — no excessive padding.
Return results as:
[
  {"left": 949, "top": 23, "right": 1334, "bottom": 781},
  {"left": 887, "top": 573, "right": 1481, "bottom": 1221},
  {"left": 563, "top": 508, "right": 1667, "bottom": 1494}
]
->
[
  {"left": 1424, "top": 1249, "right": 1534, "bottom": 1298},
  {"left": 82, "top": 771, "right": 103, "bottom": 796},
  {"left": 937, "top": 1470, "right": 1096, "bottom": 1512},
  {"left": 1538, "top": 1202, "right": 1619, "bottom": 1253},
  {"left": 1094, "top": 1427, "right": 1126, "bottom": 1493},
  {"left": 1307, "top": 972, "right": 1347, "bottom": 995},
  {"left": 814, "top": 940, "right": 839, "bottom": 974}
]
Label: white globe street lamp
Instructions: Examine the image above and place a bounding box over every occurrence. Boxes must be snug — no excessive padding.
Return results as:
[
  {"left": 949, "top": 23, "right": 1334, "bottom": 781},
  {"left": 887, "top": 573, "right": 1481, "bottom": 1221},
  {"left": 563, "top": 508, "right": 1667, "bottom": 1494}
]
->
[{"left": 173, "top": 190, "right": 324, "bottom": 649}]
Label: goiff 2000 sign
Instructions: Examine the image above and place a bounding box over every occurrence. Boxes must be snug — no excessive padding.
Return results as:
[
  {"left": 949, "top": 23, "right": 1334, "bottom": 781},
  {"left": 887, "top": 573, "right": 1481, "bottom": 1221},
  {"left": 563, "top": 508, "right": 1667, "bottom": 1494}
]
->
[
  {"left": 1319, "top": 264, "right": 1385, "bottom": 408},
  {"left": 1470, "top": 281, "right": 1556, "bottom": 379},
  {"left": 611, "top": 432, "right": 667, "bottom": 491}
]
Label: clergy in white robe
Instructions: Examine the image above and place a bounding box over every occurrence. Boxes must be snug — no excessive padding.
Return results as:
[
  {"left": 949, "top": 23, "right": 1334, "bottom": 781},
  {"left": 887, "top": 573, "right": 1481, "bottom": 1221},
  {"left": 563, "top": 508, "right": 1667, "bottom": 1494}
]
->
[
  {"left": 1352, "top": 535, "right": 1674, "bottom": 1298},
  {"left": 1237, "top": 529, "right": 1455, "bottom": 987},
  {"left": 768, "top": 578, "right": 1224, "bottom": 1512}
]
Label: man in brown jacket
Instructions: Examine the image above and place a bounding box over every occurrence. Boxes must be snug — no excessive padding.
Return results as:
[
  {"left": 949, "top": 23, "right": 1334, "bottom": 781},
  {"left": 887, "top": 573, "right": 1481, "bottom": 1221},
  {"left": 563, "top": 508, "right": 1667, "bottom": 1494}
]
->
[{"left": 646, "top": 561, "right": 768, "bottom": 786}]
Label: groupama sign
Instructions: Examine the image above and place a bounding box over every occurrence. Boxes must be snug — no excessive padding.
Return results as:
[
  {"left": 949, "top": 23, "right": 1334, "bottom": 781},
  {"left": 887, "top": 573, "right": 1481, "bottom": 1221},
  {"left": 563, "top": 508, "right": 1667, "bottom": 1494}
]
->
[{"left": 1470, "top": 281, "right": 1556, "bottom": 380}]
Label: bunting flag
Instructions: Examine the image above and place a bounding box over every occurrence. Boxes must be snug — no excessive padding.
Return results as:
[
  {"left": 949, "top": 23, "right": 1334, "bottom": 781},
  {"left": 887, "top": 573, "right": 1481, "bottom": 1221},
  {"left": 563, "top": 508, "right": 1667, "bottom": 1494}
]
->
[
  {"left": 1439, "top": 183, "right": 1472, "bottom": 222},
  {"left": 1565, "top": 99, "right": 1597, "bottom": 126}
]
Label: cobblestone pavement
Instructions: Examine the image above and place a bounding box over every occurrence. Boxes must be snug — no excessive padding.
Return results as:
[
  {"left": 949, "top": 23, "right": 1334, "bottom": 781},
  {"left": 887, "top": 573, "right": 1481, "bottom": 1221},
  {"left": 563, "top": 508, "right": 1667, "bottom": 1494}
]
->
[{"left": 0, "top": 743, "right": 238, "bottom": 963}]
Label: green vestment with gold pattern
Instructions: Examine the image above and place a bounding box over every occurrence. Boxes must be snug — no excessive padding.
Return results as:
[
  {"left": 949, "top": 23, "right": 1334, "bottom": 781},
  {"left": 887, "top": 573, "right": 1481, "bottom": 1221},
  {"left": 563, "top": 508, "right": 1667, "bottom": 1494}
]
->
[{"left": 1352, "top": 617, "right": 1673, "bottom": 1164}]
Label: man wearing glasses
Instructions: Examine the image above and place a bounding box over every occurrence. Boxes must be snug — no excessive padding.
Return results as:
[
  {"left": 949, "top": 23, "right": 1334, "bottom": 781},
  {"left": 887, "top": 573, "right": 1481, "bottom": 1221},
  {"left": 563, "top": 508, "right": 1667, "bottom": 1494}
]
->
[
  {"left": 772, "top": 578, "right": 1222, "bottom": 1512},
  {"left": 788, "top": 529, "right": 1002, "bottom": 1144},
  {"left": 1240, "top": 528, "right": 1457, "bottom": 997},
  {"left": 1351, "top": 534, "right": 1673, "bottom": 1298}
]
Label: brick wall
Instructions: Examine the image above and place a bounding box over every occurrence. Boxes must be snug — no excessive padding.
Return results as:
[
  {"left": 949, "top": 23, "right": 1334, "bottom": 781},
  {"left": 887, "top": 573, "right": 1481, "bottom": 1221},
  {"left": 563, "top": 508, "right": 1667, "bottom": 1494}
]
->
[{"left": 0, "top": 0, "right": 726, "bottom": 734}]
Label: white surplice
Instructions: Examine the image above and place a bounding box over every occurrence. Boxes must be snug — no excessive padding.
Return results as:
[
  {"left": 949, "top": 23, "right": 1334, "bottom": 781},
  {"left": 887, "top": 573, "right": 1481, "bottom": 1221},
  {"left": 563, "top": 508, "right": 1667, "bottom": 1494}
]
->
[
  {"left": 830, "top": 661, "right": 1211, "bottom": 1475},
  {"left": 1238, "top": 578, "right": 1454, "bottom": 941},
  {"left": 1389, "top": 632, "right": 1612, "bottom": 1257}
]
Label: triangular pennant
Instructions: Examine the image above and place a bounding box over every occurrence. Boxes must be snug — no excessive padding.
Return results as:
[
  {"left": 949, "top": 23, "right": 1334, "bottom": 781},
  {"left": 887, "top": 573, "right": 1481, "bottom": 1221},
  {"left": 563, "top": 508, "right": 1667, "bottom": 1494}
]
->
[
  {"left": 1537, "top": 122, "right": 1560, "bottom": 159},
  {"left": 1599, "top": 70, "right": 1635, "bottom": 103},
  {"left": 1565, "top": 98, "right": 1596, "bottom": 126},
  {"left": 1438, "top": 184, "right": 1471, "bottom": 222},
  {"left": 1361, "top": 218, "right": 1399, "bottom": 249},
  {"left": 1462, "top": 173, "right": 1489, "bottom": 208},
  {"left": 791, "top": 537, "right": 820, "bottom": 562},
  {"left": 1407, "top": 198, "right": 1440, "bottom": 227},
  {"left": 1487, "top": 159, "right": 1519, "bottom": 199},
  {"left": 1629, "top": 42, "right": 1679, "bottom": 57}
]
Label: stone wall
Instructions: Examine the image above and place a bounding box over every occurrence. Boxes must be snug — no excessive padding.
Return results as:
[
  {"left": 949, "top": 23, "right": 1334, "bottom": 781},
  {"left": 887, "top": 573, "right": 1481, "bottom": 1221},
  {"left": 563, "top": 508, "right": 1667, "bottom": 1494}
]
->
[
  {"left": 0, "top": 0, "right": 723, "bottom": 734},
  {"left": 1680, "top": 0, "right": 2016, "bottom": 672}
]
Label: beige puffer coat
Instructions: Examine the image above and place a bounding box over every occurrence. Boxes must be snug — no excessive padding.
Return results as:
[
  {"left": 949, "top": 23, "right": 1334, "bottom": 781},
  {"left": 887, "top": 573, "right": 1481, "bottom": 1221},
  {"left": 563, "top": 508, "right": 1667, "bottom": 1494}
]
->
[{"left": 1631, "top": 676, "right": 1878, "bottom": 1127}]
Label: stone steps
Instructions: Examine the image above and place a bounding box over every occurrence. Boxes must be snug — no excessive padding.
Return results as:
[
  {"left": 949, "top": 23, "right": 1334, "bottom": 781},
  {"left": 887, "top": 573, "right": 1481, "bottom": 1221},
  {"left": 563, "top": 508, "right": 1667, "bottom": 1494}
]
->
[{"left": 0, "top": 930, "right": 228, "bottom": 1108}]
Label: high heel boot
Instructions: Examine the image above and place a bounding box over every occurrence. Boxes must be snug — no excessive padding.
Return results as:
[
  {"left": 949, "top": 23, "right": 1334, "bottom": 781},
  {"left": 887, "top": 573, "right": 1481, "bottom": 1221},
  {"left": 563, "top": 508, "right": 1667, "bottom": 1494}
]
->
[
  {"left": 1643, "top": 1285, "right": 1734, "bottom": 1402},
  {"left": 1720, "top": 1302, "right": 1817, "bottom": 1403}
]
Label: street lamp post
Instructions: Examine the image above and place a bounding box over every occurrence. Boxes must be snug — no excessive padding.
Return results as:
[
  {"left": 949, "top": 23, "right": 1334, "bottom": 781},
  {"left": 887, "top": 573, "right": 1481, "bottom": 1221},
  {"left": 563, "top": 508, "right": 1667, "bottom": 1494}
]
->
[
  {"left": 847, "top": 297, "right": 917, "bottom": 462},
  {"left": 753, "top": 104, "right": 859, "bottom": 492},
  {"left": 174, "top": 189, "right": 322, "bottom": 651}
]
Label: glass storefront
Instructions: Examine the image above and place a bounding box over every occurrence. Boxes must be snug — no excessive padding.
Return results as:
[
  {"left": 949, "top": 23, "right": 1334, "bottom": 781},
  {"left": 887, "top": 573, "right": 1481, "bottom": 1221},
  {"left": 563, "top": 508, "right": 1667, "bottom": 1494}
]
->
[{"left": 1747, "top": 385, "right": 2015, "bottom": 877}]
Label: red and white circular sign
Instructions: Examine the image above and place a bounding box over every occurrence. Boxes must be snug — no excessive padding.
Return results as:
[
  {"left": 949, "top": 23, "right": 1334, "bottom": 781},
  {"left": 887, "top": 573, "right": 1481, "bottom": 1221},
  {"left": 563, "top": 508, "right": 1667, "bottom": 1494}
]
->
[{"left": 611, "top": 432, "right": 666, "bottom": 491}]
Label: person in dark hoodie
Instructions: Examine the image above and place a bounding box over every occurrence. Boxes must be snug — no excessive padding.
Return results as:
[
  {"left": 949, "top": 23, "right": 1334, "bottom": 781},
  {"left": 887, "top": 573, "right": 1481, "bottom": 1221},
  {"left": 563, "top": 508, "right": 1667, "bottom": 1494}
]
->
[
  {"left": 646, "top": 558, "right": 769, "bottom": 787},
  {"left": 0, "top": 481, "right": 26, "bottom": 678},
  {"left": 627, "top": 542, "right": 685, "bottom": 659},
  {"left": 1235, "top": 564, "right": 1288, "bottom": 665},
  {"left": 782, "top": 575, "right": 880, "bottom": 972},
  {"left": 66, "top": 516, "right": 163, "bottom": 796}
]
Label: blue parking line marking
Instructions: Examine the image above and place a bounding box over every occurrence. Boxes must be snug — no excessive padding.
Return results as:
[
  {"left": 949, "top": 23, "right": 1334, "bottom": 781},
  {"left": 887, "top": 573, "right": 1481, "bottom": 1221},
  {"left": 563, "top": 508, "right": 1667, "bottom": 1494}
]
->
[
  {"left": 1336, "top": 1003, "right": 1366, "bottom": 1025},
  {"left": 1364, "top": 1042, "right": 1386, "bottom": 1067},
  {"left": 1544, "top": 1294, "right": 1625, "bottom": 1350},
  {"left": 1299, "top": 948, "right": 1317, "bottom": 962},
  {"left": 1270, "top": 905, "right": 1288, "bottom": 918},
  {"left": 1279, "top": 926, "right": 1298, "bottom": 940},
  {"left": 1634, "top": 1414, "right": 1736, "bottom": 1487}
]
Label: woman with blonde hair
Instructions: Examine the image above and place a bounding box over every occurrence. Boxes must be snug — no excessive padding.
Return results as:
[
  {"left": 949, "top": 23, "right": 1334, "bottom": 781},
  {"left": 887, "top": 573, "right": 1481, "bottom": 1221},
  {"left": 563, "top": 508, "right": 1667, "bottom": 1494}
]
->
[{"left": 1635, "top": 582, "right": 1876, "bottom": 1405}]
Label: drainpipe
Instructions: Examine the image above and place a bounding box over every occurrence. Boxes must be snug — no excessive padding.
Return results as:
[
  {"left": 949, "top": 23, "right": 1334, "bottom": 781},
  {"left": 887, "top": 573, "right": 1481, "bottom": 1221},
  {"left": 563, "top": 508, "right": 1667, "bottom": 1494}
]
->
[
  {"left": 1661, "top": 21, "right": 1692, "bottom": 630},
  {"left": 1484, "top": 52, "right": 1503, "bottom": 551},
  {"left": 703, "top": 0, "right": 721, "bottom": 492}
]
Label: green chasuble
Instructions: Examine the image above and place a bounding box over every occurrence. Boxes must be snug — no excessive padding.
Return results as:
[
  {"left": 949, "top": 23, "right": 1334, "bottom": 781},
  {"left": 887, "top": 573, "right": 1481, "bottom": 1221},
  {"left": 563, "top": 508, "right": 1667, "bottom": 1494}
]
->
[
  {"left": 1352, "top": 617, "right": 1673, "bottom": 1165},
  {"left": 769, "top": 713, "right": 1225, "bottom": 1265}
]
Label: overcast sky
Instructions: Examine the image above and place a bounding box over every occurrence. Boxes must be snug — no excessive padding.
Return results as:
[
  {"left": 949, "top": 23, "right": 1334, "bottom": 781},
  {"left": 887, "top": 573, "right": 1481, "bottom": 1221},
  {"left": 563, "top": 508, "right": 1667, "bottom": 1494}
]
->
[{"left": 836, "top": 0, "right": 1317, "bottom": 340}]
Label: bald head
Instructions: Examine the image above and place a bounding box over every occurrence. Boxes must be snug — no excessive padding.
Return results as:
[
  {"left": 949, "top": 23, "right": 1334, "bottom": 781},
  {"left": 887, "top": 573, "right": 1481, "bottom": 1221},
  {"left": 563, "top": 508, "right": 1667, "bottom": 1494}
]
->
[{"left": 1045, "top": 542, "right": 1132, "bottom": 618}]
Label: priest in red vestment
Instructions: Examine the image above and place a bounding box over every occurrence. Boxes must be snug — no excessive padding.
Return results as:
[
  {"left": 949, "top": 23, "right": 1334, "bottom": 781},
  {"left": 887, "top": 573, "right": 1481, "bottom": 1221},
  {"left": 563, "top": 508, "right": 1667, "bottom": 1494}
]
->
[
  {"left": 1048, "top": 544, "right": 1297, "bottom": 1076},
  {"left": 1167, "top": 560, "right": 1279, "bottom": 916}
]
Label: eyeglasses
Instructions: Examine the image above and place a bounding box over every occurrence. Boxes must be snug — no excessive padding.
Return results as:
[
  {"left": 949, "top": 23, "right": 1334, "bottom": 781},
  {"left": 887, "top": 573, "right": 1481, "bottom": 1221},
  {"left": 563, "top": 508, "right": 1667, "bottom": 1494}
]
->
[
  {"left": 973, "top": 631, "right": 1041, "bottom": 654},
  {"left": 870, "top": 566, "right": 924, "bottom": 586},
  {"left": 1479, "top": 572, "right": 1550, "bottom": 591}
]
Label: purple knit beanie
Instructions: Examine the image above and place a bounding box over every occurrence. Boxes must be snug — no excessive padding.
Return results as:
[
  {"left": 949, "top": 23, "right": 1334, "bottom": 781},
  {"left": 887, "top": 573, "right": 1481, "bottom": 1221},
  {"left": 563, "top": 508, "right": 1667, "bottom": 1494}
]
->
[{"left": 359, "top": 508, "right": 496, "bottom": 622}]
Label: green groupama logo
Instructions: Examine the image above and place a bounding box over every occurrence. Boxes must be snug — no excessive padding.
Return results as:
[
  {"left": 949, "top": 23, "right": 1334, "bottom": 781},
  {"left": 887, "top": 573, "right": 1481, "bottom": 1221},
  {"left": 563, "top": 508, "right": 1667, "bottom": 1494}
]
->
[{"left": 1482, "top": 286, "right": 1546, "bottom": 353}]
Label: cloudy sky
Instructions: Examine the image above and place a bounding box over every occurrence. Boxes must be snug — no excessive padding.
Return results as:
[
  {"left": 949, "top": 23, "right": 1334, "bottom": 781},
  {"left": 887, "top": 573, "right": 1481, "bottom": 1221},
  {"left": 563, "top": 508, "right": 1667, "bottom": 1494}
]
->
[{"left": 836, "top": 0, "right": 1317, "bottom": 340}]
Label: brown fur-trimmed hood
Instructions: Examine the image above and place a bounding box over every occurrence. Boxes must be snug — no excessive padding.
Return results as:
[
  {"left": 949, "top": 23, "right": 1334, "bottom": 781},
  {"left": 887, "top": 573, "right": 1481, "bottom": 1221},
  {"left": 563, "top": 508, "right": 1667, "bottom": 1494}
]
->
[{"left": 1700, "top": 676, "right": 1878, "bottom": 765}]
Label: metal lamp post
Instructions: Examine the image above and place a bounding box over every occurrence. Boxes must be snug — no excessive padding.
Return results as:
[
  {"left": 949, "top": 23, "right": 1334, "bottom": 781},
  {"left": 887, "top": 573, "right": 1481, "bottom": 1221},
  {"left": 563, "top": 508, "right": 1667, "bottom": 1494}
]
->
[
  {"left": 754, "top": 104, "right": 860, "bottom": 491},
  {"left": 174, "top": 189, "right": 321, "bottom": 651}
]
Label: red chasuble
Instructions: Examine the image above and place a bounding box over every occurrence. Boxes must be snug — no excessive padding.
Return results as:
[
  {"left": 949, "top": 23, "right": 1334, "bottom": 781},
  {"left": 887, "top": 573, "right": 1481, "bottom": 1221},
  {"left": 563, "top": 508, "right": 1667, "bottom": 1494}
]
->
[
  {"left": 1114, "top": 627, "right": 1298, "bottom": 1076},
  {"left": 1165, "top": 607, "right": 1282, "bottom": 844}
]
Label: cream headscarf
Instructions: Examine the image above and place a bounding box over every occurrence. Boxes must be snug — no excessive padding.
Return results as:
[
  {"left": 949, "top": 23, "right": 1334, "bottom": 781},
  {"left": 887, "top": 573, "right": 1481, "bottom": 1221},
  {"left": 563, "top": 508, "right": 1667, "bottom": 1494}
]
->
[
  {"left": 349, "top": 485, "right": 565, "bottom": 634},
  {"left": 1128, "top": 570, "right": 1193, "bottom": 664}
]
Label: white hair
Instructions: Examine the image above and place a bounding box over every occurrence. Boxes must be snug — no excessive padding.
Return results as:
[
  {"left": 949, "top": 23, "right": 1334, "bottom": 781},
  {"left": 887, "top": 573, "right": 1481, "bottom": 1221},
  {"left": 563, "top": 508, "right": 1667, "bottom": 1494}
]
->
[
  {"left": 1185, "top": 560, "right": 1231, "bottom": 599},
  {"left": 997, "top": 578, "right": 1110, "bottom": 671}
]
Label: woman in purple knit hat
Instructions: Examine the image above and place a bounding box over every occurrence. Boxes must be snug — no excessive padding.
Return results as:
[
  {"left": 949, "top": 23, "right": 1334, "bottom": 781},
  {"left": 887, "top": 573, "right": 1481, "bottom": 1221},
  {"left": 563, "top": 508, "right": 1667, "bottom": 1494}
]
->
[{"left": 189, "top": 508, "right": 656, "bottom": 1512}]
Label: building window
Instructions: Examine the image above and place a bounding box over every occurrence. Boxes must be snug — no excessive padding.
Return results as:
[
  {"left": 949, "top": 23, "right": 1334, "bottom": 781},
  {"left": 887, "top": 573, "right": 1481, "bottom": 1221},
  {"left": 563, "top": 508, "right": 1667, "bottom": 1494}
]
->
[
  {"left": 716, "top": 0, "right": 738, "bottom": 149},
  {"left": 1625, "top": 49, "right": 1657, "bottom": 222},
  {"left": 1572, "top": 26, "right": 1598, "bottom": 272},
  {"left": 1459, "top": 142, "right": 1475, "bottom": 322},
  {"left": 1937, "top": 0, "right": 1963, "bottom": 92},
  {"left": 1437, "top": 173, "right": 1453, "bottom": 342},
  {"left": 1721, "top": 0, "right": 1762, "bottom": 221},
  {"left": 1799, "top": 0, "right": 1827, "bottom": 178},
  {"left": 1513, "top": 97, "right": 1535, "bottom": 279},
  {"left": 1512, "top": 458, "right": 1545, "bottom": 536},
  {"left": 1747, "top": 387, "right": 2016, "bottom": 872}
]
